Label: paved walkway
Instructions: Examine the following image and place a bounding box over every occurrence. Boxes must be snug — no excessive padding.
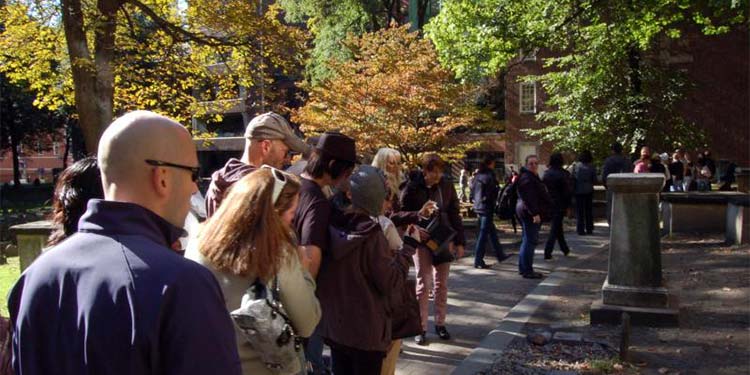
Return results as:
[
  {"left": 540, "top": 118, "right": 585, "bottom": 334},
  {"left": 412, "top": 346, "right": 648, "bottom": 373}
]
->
[{"left": 395, "top": 221, "right": 611, "bottom": 375}]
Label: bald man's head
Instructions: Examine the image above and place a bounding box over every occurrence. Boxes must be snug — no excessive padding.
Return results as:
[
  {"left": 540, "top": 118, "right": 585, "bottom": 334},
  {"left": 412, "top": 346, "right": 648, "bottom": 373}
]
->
[{"left": 98, "top": 110, "right": 198, "bottom": 227}]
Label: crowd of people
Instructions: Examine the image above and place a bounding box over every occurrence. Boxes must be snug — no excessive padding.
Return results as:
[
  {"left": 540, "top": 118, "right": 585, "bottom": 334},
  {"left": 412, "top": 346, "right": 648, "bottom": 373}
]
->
[{"left": 5, "top": 109, "right": 741, "bottom": 375}]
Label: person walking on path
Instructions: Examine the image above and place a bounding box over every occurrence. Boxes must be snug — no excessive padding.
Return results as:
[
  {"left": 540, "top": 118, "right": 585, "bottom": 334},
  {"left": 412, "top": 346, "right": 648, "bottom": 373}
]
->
[
  {"left": 516, "top": 155, "right": 552, "bottom": 279},
  {"left": 205, "top": 112, "right": 307, "bottom": 217},
  {"left": 542, "top": 153, "right": 572, "bottom": 259},
  {"left": 602, "top": 142, "right": 632, "bottom": 224},
  {"left": 317, "top": 165, "right": 420, "bottom": 375},
  {"left": 8, "top": 111, "right": 242, "bottom": 375},
  {"left": 186, "top": 167, "right": 321, "bottom": 375},
  {"left": 400, "top": 154, "right": 465, "bottom": 346},
  {"left": 295, "top": 131, "right": 357, "bottom": 374},
  {"left": 471, "top": 155, "right": 510, "bottom": 268},
  {"left": 573, "top": 150, "right": 596, "bottom": 235}
]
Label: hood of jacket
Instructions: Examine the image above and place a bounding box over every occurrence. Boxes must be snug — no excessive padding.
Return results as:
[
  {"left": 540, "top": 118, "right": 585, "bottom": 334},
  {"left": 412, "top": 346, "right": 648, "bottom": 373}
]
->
[
  {"left": 328, "top": 210, "right": 381, "bottom": 261},
  {"left": 209, "top": 158, "right": 256, "bottom": 196}
]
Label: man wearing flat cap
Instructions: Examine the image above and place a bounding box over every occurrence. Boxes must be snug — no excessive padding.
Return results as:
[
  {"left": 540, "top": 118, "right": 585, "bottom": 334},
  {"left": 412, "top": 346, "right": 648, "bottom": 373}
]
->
[{"left": 204, "top": 112, "right": 308, "bottom": 217}]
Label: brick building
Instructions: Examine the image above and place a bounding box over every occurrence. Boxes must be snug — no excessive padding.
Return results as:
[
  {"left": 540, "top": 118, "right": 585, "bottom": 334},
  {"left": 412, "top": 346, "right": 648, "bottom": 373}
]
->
[
  {"left": 0, "top": 135, "right": 73, "bottom": 184},
  {"left": 501, "top": 26, "right": 749, "bottom": 172}
]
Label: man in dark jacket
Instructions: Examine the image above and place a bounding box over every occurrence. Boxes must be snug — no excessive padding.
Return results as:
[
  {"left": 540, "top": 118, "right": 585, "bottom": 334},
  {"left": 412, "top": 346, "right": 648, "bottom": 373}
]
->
[
  {"left": 400, "top": 154, "right": 465, "bottom": 345},
  {"left": 204, "top": 112, "right": 307, "bottom": 217},
  {"left": 515, "top": 155, "right": 553, "bottom": 279},
  {"left": 542, "top": 153, "right": 572, "bottom": 259},
  {"left": 470, "top": 156, "right": 510, "bottom": 268},
  {"left": 8, "top": 111, "right": 241, "bottom": 375},
  {"left": 601, "top": 142, "right": 632, "bottom": 223}
]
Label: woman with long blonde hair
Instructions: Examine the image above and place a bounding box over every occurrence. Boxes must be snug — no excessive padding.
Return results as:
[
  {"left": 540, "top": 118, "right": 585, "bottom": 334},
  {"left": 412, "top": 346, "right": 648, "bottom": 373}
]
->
[{"left": 185, "top": 167, "right": 320, "bottom": 375}]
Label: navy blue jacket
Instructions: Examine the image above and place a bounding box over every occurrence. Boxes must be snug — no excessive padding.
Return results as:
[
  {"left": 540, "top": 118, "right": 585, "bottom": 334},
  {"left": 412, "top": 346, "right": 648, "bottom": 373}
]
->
[
  {"left": 470, "top": 167, "right": 499, "bottom": 216},
  {"left": 515, "top": 167, "right": 553, "bottom": 221},
  {"left": 8, "top": 200, "right": 241, "bottom": 375}
]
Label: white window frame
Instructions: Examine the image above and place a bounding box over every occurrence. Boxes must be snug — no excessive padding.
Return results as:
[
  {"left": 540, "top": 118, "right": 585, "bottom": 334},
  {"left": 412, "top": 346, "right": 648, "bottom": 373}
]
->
[
  {"left": 53, "top": 142, "right": 59, "bottom": 156},
  {"left": 520, "top": 48, "right": 538, "bottom": 62},
  {"left": 519, "top": 82, "right": 537, "bottom": 114}
]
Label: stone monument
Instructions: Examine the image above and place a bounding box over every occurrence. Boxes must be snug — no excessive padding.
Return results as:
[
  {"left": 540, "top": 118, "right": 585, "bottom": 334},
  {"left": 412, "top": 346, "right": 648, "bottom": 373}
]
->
[{"left": 590, "top": 173, "right": 679, "bottom": 326}]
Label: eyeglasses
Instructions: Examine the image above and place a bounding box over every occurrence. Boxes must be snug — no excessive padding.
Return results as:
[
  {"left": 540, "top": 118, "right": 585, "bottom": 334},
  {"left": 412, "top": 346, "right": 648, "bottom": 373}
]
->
[
  {"left": 145, "top": 159, "right": 200, "bottom": 182},
  {"left": 261, "top": 165, "right": 288, "bottom": 204}
]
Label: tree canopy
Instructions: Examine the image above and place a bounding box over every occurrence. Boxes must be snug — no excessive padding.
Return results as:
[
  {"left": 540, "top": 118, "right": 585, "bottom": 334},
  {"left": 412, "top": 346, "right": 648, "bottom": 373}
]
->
[
  {"left": 426, "top": 0, "right": 748, "bottom": 158},
  {"left": 293, "top": 25, "right": 499, "bottom": 165},
  {"left": 0, "top": 0, "right": 307, "bottom": 153}
]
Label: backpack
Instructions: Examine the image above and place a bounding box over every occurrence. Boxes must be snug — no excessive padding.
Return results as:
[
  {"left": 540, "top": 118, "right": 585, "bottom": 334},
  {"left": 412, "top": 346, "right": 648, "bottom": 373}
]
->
[{"left": 495, "top": 182, "right": 517, "bottom": 220}]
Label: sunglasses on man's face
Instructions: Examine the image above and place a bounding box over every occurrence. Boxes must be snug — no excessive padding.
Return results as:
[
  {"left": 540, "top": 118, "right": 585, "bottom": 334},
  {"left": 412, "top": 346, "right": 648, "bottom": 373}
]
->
[{"left": 145, "top": 159, "right": 200, "bottom": 182}]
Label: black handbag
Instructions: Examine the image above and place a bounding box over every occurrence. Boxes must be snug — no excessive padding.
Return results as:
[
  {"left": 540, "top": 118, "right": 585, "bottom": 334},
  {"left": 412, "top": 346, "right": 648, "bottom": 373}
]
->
[
  {"left": 390, "top": 279, "right": 422, "bottom": 339},
  {"left": 419, "top": 212, "right": 457, "bottom": 265}
]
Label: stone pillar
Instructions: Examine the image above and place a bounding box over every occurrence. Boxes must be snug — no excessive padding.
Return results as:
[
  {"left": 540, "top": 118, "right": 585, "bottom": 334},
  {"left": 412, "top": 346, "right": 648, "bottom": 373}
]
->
[
  {"left": 591, "top": 173, "right": 678, "bottom": 326},
  {"left": 10, "top": 220, "right": 56, "bottom": 271}
]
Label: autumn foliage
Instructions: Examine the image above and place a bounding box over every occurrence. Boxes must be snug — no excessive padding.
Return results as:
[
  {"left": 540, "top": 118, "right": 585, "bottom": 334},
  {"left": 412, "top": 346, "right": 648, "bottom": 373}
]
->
[{"left": 293, "top": 25, "right": 498, "bottom": 166}]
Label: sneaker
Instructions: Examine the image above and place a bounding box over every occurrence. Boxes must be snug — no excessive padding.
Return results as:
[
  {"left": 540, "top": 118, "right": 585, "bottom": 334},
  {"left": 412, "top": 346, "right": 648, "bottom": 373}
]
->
[
  {"left": 435, "top": 325, "right": 451, "bottom": 340},
  {"left": 415, "top": 331, "right": 428, "bottom": 346},
  {"left": 562, "top": 248, "right": 571, "bottom": 256},
  {"left": 474, "top": 263, "right": 492, "bottom": 269},
  {"left": 522, "top": 272, "right": 544, "bottom": 279}
]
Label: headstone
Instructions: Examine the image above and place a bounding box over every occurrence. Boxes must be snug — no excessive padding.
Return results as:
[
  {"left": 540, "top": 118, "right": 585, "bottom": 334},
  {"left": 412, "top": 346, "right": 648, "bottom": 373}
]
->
[
  {"left": 552, "top": 331, "right": 582, "bottom": 343},
  {"left": 726, "top": 195, "right": 750, "bottom": 245},
  {"left": 10, "top": 220, "right": 56, "bottom": 271},
  {"left": 590, "top": 174, "right": 679, "bottom": 326}
]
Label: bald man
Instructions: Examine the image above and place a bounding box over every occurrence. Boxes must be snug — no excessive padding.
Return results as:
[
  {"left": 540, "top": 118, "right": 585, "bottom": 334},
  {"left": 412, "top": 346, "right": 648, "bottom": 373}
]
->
[{"left": 8, "top": 111, "right": 241, "bottom": 375}]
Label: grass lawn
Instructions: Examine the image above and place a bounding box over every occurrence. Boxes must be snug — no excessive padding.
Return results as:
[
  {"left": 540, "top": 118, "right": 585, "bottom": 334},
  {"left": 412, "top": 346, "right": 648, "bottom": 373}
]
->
[{"left": 0, "top": 257, "right": 21, "bottom": 318}]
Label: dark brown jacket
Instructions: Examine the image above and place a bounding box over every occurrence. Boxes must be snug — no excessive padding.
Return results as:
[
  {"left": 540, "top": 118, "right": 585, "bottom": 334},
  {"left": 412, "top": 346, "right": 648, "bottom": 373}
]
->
[
  {"left": 399, "top": 170, "right": 465, "bottom": 246},
  {"left": 317, "top": 211, "right": 414, "bottom": 352}
]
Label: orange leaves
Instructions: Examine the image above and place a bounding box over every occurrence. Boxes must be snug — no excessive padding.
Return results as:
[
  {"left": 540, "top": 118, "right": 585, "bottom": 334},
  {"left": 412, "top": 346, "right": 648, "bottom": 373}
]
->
[{"left": 294, "top": 25, "right": 498, "bottom": 165}]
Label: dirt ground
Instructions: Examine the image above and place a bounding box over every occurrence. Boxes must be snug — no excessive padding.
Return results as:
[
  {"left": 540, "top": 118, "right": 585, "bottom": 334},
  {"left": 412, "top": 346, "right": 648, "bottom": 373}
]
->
[{"left": 486, "top": 233, "right": 750, "bottom": 375}]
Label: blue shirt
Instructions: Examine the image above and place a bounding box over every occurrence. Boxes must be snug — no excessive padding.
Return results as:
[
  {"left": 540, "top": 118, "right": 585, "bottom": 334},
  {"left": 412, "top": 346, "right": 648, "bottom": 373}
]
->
[{"left": 8, "top": 199, "right": 241, "bottom": 375}]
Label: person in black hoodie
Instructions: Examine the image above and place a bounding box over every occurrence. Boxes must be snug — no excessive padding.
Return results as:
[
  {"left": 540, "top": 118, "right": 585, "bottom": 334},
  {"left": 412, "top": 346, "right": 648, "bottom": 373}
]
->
[
  {"left": 542, "top": 153, "right": 572, "bottom": 259},
  {"left": 470, "top": 155, "right": 510, "bottom": 268},
  {"left": 317, "top": 165, "right": 419, "bottom": 375},
  {"left": 516, "top": 155, "right": 553, "bottom": 279}
]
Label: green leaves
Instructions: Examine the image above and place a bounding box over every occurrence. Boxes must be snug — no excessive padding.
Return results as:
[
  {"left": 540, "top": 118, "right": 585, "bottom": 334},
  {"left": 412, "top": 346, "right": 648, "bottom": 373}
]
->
[{"left": 427, "top": 0, "right": 746, "bottom": 159}]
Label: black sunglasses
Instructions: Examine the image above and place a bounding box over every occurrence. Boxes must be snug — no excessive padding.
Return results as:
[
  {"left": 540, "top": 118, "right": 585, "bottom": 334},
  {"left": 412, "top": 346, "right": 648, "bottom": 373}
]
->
[{"left": 145, "top": 159, "right": 200, "bottom": 182}]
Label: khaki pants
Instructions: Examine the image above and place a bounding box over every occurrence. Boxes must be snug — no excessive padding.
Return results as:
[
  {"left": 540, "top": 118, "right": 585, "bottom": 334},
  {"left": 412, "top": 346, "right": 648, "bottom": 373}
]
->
[{"left": 380, "top": 339, "right": 401, "bottom": 375}]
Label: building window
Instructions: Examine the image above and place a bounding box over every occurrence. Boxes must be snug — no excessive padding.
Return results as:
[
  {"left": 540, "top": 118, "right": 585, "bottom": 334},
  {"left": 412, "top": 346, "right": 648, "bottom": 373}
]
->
[
  {"left": 520, "top": 82, "right": 536, "bottom": 114},
  {"left": 520, "top": 48, "right": 538, "bottom": 61},
  {"left": 53, "top": 142, "right": 60, "bottom": 156},
  {"left": 36, "top": 141, "right": 43, "bottom": 155}
]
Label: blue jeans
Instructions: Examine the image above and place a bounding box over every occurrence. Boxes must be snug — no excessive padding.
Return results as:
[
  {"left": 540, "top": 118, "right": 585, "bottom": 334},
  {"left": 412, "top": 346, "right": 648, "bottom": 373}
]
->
[
  {"left": 474, "top": 214, "right": 505, "bottom": 266},
  {"left": 305, "top": 328, "right": 328, "bottom": 374},
  {"left": 519, "top": 217, "right": 541, "bottom": 275}
]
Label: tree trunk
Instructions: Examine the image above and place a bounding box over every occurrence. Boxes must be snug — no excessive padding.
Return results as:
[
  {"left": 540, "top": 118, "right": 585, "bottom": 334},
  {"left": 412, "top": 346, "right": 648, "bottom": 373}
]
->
[
  {"left": 61, "top": 0, "right": 118, "bottom": 154},
  {"left": 9, "top": 128, "right": 21, "bottom": 186}
]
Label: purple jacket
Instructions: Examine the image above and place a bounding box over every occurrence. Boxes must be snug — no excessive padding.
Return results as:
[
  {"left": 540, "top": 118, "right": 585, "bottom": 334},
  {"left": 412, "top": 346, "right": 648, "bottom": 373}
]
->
[
  {"left": 205, "top": 158, "right": 256, "bottom": 218},
  {"left": 8, "top": 200, "right": 241, "bottom": 375}
]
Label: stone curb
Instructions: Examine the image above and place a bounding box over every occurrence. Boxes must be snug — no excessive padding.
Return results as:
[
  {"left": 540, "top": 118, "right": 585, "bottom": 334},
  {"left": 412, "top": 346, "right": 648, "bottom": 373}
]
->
[{"left": 450, "top": 242, "right": 609, "bottom": 375}]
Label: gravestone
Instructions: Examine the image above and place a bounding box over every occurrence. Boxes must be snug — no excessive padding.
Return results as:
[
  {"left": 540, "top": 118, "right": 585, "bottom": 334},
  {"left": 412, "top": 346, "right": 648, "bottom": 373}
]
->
[
  {"left": 726, "top": 195, "right": 750, "bottom": 245},
  {"left": 10, "top": 220, "right": 56, "bottom": 271},
  {"left": 590, "top": 173, "right": 679, "bottom": 326}
]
